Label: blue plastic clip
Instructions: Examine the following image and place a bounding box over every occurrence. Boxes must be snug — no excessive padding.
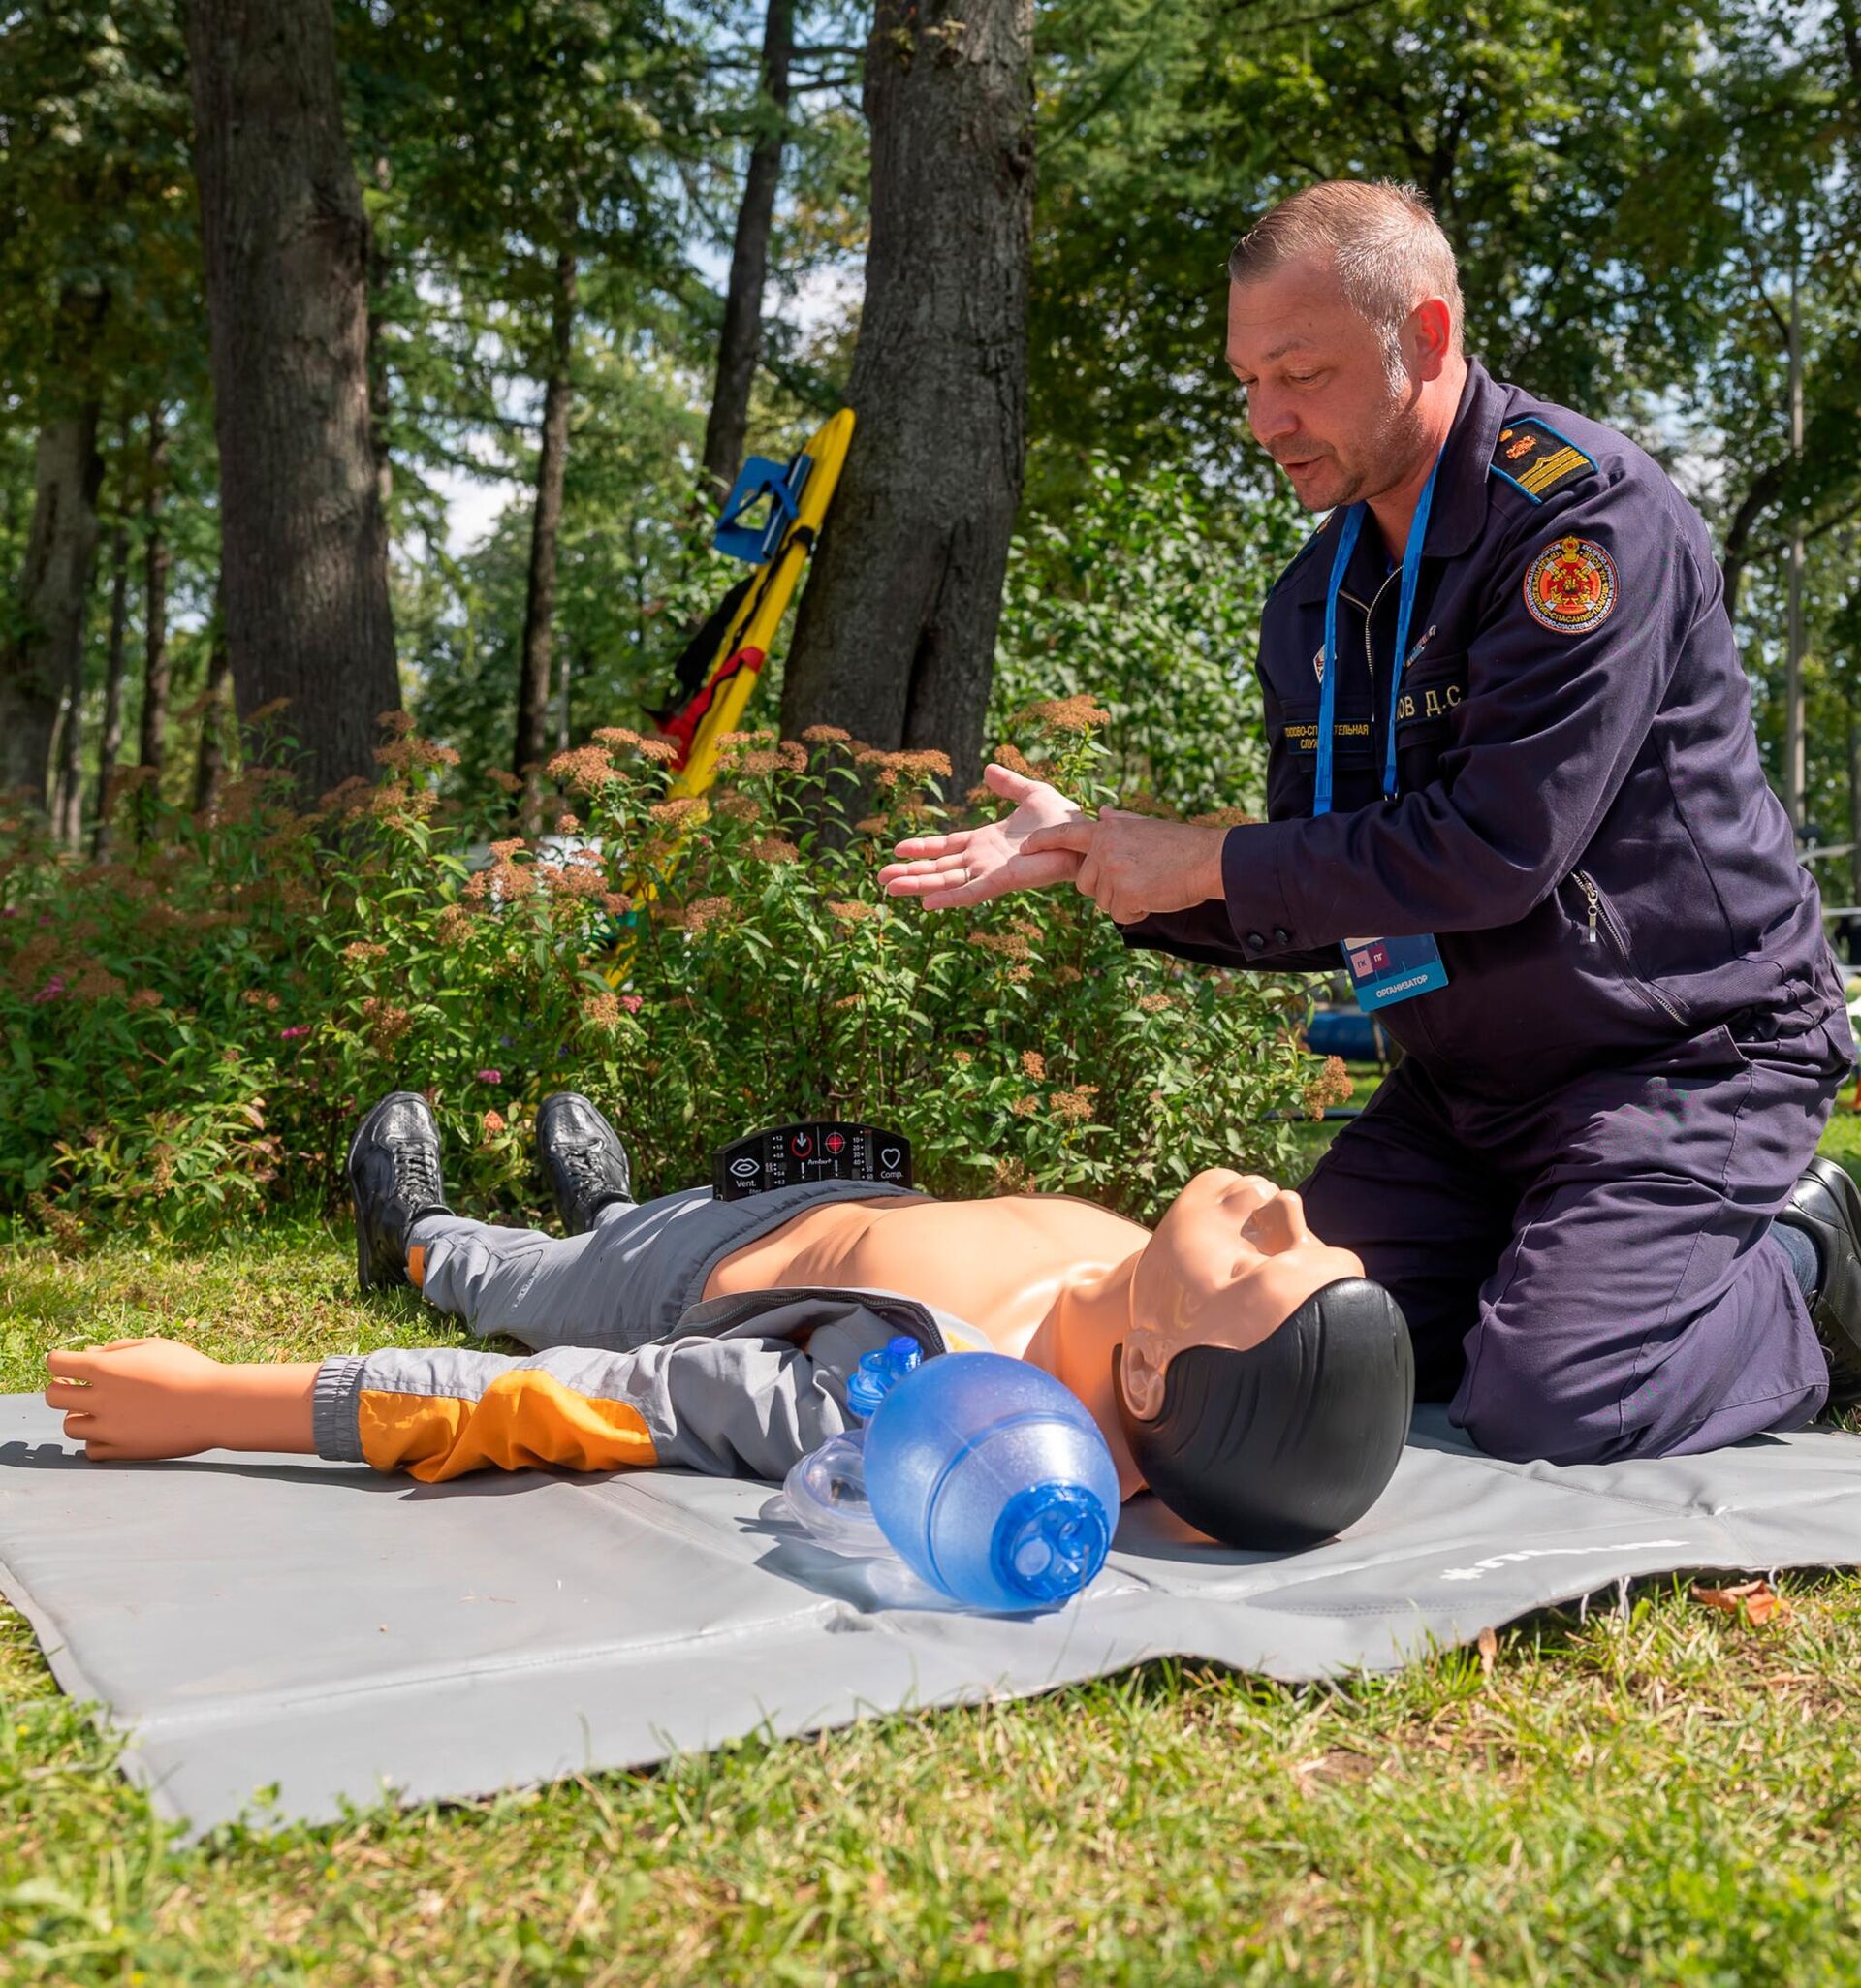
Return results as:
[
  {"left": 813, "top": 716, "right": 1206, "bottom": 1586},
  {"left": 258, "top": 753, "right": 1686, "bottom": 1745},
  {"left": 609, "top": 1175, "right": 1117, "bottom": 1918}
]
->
[
  {"left": 713, "top": 450, "right": 813, "bottom": 564},
  {"left": 845, "top": 1334, "right": 923, "bottom": 1419}
]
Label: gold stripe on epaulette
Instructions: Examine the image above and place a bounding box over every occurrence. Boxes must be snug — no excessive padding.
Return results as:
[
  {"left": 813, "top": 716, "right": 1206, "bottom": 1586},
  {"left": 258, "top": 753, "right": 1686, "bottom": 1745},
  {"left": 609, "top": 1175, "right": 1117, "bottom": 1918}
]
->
[{"left": 1518, "top": 446, "right": 1589, "bottom": 494}]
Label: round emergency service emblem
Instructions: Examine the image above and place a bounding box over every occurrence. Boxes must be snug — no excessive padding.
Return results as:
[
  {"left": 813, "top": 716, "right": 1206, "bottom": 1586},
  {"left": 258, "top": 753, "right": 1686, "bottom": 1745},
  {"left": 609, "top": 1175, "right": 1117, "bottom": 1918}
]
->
[{"left": 1523, "top": 536, "right": 1617, "bottom": 633}]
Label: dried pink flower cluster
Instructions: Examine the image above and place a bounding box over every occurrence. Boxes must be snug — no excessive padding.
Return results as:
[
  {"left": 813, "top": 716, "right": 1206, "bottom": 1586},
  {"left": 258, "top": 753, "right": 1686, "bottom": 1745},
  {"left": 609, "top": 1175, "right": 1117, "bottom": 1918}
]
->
[
  {"left": 1012, "top": 695, "right": 1111, "bottom": 736},
  {"left": 547, "top": 745, "right": 618, "bottom": 793}
]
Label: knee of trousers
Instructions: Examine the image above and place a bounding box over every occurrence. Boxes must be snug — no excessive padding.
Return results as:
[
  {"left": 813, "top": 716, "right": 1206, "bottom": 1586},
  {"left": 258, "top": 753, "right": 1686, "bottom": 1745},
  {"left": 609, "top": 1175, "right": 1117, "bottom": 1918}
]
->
[
  {"left": 1450, "top": 1355, "right": 1624, "bottom": 1467},
  {"left": 1453, "top": 1402, "right": 1607, "bottom": 1467}
]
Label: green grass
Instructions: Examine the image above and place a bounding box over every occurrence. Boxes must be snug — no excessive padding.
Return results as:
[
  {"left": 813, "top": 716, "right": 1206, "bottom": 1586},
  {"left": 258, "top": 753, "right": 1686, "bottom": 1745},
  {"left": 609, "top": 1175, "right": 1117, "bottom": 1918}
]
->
[{"left": 3, "top": 1110, "right": 1861, "bottom": 1986}]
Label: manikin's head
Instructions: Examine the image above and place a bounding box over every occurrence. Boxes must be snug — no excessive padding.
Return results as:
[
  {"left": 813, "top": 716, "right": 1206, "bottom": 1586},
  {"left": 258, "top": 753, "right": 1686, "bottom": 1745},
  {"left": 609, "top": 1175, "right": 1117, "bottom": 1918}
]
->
[
  {"left": 1225, "top": 179, "right": 1467, "bottom": 518},
  {"left": 1116, "top": 1170, "right": 1414, "bottom": 1549},
  {"left": 1120, "top": 1171, "right": 1364, "bottom": 1417}
]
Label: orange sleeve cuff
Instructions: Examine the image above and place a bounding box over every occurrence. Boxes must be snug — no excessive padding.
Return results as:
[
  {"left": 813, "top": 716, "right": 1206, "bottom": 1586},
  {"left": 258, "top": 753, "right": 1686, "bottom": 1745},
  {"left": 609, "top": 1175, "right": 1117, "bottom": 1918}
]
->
[{"left": 357, "top": 1368, "right": 659, "bottom": 1484}]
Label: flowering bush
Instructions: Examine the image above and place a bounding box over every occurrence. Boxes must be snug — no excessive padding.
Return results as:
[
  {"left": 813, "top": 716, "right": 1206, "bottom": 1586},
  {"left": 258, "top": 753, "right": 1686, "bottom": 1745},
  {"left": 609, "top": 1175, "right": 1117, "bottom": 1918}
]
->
[{"left": 0, "top": 708, "right": 1341, "bottom": 1239}]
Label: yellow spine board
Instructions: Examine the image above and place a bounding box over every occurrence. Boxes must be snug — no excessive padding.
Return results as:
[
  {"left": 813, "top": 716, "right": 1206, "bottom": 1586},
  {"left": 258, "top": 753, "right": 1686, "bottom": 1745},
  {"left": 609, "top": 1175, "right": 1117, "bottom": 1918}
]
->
[{"left": 603, "top": 407, "right": 855, "bottom": 983}]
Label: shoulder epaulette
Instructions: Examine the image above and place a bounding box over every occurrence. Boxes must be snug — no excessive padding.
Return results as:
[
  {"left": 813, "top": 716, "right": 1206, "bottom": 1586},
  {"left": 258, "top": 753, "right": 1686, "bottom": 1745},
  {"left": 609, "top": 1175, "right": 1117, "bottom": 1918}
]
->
[{"left": 1489, "top": 417, "right": 1596, "bottom": 504}]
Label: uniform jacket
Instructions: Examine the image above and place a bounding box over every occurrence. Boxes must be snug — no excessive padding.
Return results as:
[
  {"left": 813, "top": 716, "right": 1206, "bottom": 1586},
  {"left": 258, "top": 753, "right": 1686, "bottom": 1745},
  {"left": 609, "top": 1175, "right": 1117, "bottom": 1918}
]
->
[
  {"left": 314, "top": 1286, "right": 992, "bottom": 1483},
  {"left": 1123, "top": 362, "right": 1850, "bottom": 1099}
]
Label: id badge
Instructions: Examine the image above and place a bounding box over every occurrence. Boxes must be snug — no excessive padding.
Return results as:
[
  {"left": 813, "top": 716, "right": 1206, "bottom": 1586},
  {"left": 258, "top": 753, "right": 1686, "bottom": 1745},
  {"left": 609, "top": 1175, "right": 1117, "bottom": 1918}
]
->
[{"left": 1342, "top": 932, "right": 1449, "bottom": 1009}]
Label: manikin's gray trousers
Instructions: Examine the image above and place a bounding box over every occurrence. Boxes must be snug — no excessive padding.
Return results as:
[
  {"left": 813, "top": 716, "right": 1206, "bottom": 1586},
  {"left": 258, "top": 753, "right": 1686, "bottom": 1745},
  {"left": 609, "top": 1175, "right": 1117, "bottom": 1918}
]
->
[{"left": 409, "top": 1179, "right": 921, "bottom": 1352}]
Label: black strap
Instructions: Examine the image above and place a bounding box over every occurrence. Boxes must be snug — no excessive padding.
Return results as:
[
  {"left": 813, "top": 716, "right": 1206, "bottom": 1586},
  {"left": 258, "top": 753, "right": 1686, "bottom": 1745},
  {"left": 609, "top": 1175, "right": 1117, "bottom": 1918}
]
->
[{"left": 651, "top": 576, "right": 755, "bottom": 721}]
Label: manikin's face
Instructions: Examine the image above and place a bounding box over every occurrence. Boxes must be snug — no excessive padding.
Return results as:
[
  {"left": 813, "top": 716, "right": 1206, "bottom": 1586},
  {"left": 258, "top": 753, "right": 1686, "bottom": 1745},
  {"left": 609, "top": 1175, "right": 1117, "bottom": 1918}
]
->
[
  {"left": 1120, "top": 1169, "right": 1365, "bottom": 1419},
  {"left": 1226, "top": 254, "right": 1431, "bottom": 516}
]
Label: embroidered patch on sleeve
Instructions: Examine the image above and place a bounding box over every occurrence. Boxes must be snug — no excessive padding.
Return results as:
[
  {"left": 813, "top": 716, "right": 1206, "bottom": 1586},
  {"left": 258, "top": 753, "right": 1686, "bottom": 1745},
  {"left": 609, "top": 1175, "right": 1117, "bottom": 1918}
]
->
[
  {"left": 1491, "top": 417, "right": 1596, "bottom": 502},
  {"left": 1524, "top": 537, "right": 1618, "bottom": 633}
]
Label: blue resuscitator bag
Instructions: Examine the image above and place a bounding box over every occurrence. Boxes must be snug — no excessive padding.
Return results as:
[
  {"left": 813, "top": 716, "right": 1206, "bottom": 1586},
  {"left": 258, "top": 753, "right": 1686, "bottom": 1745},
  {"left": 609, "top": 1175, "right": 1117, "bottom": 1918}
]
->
[{"left": 782, "top": 1339, "right": 1119, "bottom": 1613}]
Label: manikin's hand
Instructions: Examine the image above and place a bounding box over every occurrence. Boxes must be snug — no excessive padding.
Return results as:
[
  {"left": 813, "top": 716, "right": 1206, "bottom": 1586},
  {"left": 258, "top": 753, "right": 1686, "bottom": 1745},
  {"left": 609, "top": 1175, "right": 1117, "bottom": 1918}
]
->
[
  {"left": 1021, "top": 811, "right": 1230, "bottom": 927},
  {"left": 45, "top": 1338, "right": 231, "bottom": 1461},
  {"left": 879, "top": 762, "right": 1086, "bottom": 909}
]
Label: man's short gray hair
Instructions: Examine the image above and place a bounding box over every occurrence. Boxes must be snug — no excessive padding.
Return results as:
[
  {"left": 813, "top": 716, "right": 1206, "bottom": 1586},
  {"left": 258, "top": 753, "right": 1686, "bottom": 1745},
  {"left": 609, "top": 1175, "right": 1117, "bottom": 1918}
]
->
[{"left": 1227, "top": 179, "right": 1465, "bottom": 355}]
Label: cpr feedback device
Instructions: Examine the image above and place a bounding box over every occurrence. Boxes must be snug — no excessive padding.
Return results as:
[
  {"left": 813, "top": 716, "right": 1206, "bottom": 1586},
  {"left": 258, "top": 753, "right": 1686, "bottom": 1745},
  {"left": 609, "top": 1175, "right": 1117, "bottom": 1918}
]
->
[{"left": 711, "top": 1122, "right": 914, "bottom": 1201}]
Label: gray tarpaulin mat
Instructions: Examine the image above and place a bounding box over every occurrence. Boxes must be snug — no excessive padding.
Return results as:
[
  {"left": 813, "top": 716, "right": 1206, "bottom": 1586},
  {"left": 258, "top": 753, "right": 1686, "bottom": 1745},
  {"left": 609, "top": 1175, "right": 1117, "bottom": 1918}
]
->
[{"left": 1, "top": 1391, "right": 1857, "bottom": 1836}]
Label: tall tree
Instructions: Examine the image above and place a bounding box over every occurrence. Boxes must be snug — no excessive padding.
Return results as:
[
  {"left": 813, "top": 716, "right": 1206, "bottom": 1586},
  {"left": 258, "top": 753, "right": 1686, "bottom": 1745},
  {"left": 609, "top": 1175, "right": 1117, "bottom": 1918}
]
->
[
  {"left": 193, "top": 584, "right": 234, "bottom": 815},
  {"left": 185, "top": 0, "right": 401, "bottom": 803},
  {"left": 701, "top": 0, "right": 798, "bottom": 495},
  {"left": 780, "top": 0, "right": 1035, "bottom": 785},
  {"left": 138, "top": 407, "right": 172, "bottom": 788},
  {"left": 0, "top": 0, "right": 200, "bottom": 810},
  {"left": 0, "top": 286, "right": 107, "bottom": 805},
  {"left": 91, "top": 518, "right": 131, "bottom": 859},
  {"left": 515, "top": 236, "right": 580, "bottom": 830},
  {"left": 344, "top": 0, "right": 689, "bottom": 808},
  {"left": 53, "top": 647, "right": 87, "bottom": 851}
]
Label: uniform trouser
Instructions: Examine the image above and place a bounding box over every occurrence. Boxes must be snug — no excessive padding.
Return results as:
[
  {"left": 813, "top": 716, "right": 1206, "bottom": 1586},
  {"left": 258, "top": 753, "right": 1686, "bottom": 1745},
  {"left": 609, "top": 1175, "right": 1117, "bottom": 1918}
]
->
[
  {"left": 1298, "top": 1020, "right": 1845, "bottom": 1464},
  {"left": 409, "top": 1178, "right": 922, "bottom": 1352}
]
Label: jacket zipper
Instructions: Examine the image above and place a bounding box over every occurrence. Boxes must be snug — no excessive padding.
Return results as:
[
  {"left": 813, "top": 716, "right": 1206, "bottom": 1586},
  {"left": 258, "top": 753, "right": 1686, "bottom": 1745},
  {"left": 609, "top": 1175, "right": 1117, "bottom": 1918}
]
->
[
  {"left": 1362, "top": 571, "right": 1400, "bottom": 738},
  {"left": 1572, "top": 871, "right": 1688, "bottom": 1027}
]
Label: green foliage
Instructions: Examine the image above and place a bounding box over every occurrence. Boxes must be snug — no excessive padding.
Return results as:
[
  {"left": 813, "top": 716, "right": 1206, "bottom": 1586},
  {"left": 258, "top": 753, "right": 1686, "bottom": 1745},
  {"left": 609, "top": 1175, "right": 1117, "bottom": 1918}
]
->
[
  {"left": 993, "top": 453, "right": 1308, "bottom": 818},
  {"left": 0, "top": 712, "right": 1334, "bottom": 1234},
  {"left": 0, "top": 0, "right": 202, "bottom": 416},
  {"left": 1029, "top": 0, "right": 1743, "bottom": 483}
]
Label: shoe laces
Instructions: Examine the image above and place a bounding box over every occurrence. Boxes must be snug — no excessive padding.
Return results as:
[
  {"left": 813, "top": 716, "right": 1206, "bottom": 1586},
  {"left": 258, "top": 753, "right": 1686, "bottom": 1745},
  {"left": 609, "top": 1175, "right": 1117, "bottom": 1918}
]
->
[
  {"left": 394, "top": 1142, "right": 445, "bottom": 1210},
  {"left": 558, "top": 1142, "right": 612, "bottom": 1198}
]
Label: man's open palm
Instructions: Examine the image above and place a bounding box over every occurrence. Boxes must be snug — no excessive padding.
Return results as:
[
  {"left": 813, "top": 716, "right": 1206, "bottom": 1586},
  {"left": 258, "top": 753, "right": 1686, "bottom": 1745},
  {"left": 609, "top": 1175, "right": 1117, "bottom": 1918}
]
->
[{"left": 879, "top": 763, "right": 1086, "bottom": 909}]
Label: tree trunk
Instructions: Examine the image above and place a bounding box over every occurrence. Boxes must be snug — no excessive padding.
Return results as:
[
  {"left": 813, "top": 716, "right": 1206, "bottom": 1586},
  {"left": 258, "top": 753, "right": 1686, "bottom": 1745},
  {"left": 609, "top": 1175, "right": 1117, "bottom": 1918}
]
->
[
  {"left": 366, "top": 155, "right": 394, "bottom": 520},
  {"left": 778, "top": 0, "right": 1034, "bottom": 790},
  {"left": 1848, "top": 704, "right": 1861, "bottom": 916},
  {"left": 194, "top": 584, "right": 235, "bottom": 815},
  {"left": 515, "top": 237, "right": 579, "bottom": 833},
  {"left": 701, "top": 0, "right": 796, "bottom": 497},
  {"left": 139, "top": 407, "right": 172, "bottom": 790},
  {"left": 185, "top": 0, "right": 401, "bottom": 805},
  {"left": 92, "top": 519, "right": 131, "bottom": 859},
  {"left": 1719, "top": 456, "right": 1785, "bottom": 625},
  {"left": 53, "top": 657, "right": 85, "bottom": 852},
  {"left": 0, "top": 286, "right": 108, "bottom": 808}
]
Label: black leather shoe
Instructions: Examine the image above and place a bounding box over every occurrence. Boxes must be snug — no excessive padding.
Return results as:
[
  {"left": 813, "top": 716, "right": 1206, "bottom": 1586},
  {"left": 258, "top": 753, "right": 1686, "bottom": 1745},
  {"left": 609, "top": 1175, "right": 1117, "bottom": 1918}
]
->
[
  {"left": 347, "top": 1091, "right": 452, "bottom": 1291},
  {"left": 1777, "top": 1154, "right": 1861, "bottom": 1408},
  {"left": 537, "top": 1091, "right": 634, "bottom": 1235}
]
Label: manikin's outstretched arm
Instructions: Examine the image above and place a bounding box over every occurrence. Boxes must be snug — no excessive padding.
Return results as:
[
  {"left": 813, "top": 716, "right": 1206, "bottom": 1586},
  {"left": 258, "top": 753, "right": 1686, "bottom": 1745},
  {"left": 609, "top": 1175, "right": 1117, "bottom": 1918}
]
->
[
  {"left": 45, "top": 1312, "right": 912, "bottom": 1485},
  {"left": 47, "top": 1341, "right": 320, "bottom": 1460}
]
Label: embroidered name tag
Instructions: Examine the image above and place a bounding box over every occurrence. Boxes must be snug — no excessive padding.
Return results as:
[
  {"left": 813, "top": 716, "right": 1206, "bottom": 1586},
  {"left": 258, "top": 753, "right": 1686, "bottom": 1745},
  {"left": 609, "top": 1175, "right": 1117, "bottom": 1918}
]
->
[{"left": 1284, "top": 720, "right": 1370, "bottom": 754}]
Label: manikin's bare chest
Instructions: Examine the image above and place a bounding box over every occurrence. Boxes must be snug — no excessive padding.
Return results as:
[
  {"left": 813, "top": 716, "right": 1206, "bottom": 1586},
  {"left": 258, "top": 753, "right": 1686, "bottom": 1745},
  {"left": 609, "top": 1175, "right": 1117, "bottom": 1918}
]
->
[{"left": 703, "top": 1193, "right": 1147, "bottom": 1358}]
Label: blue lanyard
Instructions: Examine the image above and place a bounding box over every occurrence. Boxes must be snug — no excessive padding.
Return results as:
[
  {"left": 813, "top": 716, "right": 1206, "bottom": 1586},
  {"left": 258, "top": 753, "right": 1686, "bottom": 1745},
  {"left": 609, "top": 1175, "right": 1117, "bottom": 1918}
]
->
[{"left": 1314, "top": 447, "right": 1445, "bottom": 817}]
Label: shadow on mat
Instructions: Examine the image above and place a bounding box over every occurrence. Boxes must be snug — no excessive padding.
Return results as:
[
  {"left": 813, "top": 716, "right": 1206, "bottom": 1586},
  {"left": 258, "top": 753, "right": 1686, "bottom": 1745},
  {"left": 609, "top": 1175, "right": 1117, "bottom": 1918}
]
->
[{"left": 0, "top": 1438, "right": 444, "bottom": 1496}]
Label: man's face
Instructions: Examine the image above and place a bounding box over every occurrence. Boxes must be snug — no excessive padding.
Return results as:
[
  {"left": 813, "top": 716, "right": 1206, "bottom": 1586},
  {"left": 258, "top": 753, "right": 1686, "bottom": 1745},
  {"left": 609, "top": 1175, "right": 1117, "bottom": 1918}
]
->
[{"left": 1225, "top": 254, "right": 1428, "bottom": 514}]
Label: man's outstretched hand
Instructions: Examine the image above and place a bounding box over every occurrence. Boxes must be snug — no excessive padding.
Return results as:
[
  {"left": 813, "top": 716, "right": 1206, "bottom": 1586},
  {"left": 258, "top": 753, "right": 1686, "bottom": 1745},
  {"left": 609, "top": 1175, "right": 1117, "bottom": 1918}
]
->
[
  {"left": 879, "top": 762, "right": 1087, "bottom": 910},
  {"left": 1020, "top": 811, "right": 1230, "bottom": 927}
]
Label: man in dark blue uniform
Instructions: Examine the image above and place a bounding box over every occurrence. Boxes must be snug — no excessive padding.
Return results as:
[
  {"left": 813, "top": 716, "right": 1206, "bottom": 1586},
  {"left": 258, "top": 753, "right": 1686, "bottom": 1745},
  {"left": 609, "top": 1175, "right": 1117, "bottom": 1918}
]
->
[{"left": 881, "top": 178, "right": 1861, "bottom": 1467}]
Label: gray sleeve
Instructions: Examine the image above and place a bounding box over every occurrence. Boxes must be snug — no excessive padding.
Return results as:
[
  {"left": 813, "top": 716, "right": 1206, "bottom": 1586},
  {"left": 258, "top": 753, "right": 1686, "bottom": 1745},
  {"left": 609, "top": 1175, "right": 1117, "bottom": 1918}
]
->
[
  {"left": 309, "top": 1324, "right": 894, "bottom": 1483},
  {"left": 313, "top": 1356, "right": 370, "bottom": 1464},
  {"left": 622, "top": 1315, "right": 888, "bottom": 1479}
]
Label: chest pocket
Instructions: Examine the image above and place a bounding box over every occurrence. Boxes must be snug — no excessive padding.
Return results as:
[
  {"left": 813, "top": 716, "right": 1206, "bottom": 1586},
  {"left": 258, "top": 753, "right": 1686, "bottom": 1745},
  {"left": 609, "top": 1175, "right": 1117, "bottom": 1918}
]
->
[
  {"left": 1391, "top": 655, "right": 1467, "bottom": 789},
  {"left": 1267, "top": 695, "right": 1380, "bottom": 818},
  {"left": 1272, "top": 701, "right": 1375, "bottom": 764}
]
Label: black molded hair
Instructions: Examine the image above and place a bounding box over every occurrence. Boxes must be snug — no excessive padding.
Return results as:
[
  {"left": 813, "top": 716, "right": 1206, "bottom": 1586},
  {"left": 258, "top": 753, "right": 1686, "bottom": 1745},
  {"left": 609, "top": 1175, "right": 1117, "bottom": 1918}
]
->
[{"left": 1115, "top": 1277, "right": 1414, "bottom": 1550}]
